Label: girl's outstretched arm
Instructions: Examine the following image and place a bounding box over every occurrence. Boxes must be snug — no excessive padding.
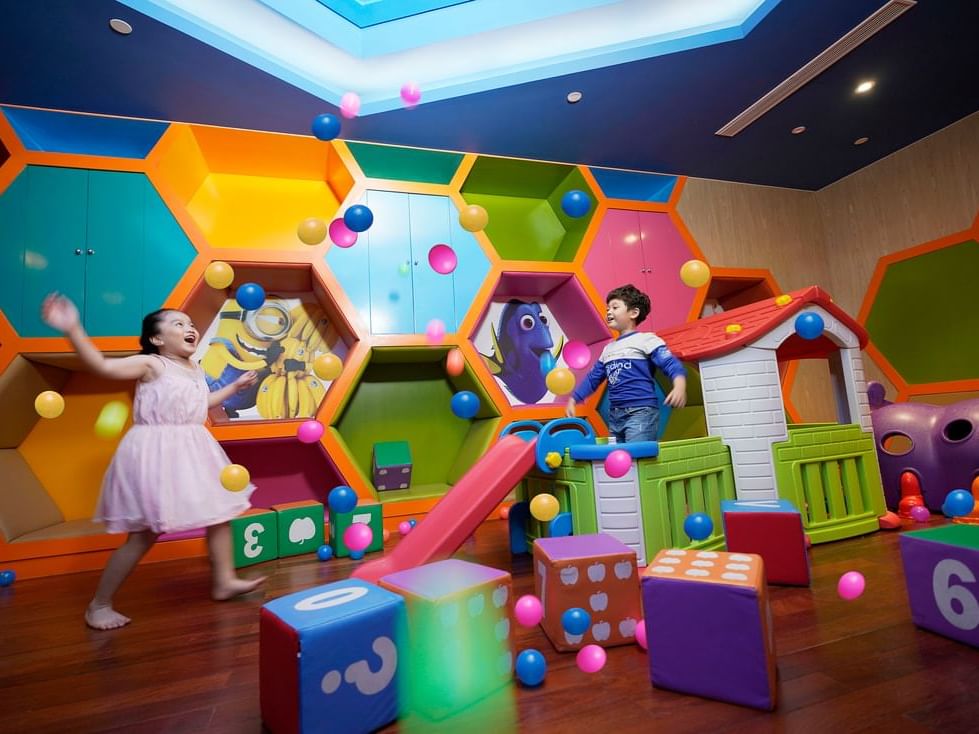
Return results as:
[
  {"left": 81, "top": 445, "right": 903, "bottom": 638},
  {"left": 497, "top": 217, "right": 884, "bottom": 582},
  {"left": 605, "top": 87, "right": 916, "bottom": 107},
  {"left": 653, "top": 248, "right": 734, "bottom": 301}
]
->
[
  {"left": 41, "top": 294, "right": 156, "bottom": 381},
  {"left": 208, "top": 371, "right": 258, "bottom": 408}
]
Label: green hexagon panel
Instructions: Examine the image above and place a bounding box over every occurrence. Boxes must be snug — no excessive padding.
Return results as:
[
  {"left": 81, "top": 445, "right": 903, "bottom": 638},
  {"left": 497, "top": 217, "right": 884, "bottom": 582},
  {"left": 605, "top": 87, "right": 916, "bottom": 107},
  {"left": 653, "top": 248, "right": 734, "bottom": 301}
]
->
[
  {"left": 865, "top": 239, "right": 979, "bottom": 384},
  {"left": 0, "top": 166, "right": 196, "bottom": 337}
]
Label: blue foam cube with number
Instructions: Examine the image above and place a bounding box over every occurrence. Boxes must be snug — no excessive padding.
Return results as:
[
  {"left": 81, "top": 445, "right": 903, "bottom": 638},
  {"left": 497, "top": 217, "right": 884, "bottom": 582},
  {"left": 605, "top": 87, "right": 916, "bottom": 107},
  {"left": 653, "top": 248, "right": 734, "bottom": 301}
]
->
[{"left": 260, "top": 579, "right": 406, "bottom": 734}]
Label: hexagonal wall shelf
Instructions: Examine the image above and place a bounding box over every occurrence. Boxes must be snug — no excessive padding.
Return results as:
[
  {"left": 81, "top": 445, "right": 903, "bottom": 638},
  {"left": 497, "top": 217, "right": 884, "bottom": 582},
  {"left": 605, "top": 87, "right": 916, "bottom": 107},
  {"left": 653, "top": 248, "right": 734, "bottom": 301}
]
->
[
  {"left": 222, "top": 437, "right": 344, "bottom": 508},
  {"left": 150, "top": 124, "right": 354, "bottom": 250},
  {"left": 331, "top": 346, "right": 501, "bottom": 504},
  {"left": 700, "top": 267, "right": 780, "bottom": 316},
  {"left": 460, "top": 157, "right": 597, "bottom": 262}
]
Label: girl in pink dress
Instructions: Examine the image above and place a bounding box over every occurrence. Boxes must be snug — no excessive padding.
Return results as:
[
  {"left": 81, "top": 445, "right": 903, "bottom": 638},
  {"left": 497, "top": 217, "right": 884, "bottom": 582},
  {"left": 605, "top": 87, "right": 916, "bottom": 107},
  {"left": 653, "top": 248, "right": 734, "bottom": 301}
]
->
[{"left": 41, "top": 294, "right": 266, "bottom": 630}]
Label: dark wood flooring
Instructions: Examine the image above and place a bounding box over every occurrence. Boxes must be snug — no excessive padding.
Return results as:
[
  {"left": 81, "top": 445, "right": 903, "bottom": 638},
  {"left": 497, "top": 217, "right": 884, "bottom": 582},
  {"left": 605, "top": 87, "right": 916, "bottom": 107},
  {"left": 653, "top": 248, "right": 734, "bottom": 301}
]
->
[{"left": 1, "top": 520, "right": 977, "bottom": 734}]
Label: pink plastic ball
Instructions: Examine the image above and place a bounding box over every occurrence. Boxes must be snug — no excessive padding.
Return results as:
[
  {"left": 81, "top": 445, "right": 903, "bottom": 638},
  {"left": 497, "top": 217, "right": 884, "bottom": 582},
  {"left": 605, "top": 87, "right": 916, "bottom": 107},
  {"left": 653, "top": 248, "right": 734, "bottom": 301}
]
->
[
  {"left": 837, "top": 571, "right": 866, "bottom": 601},
  {"left": 339, "top": 92, "right": 361, "bottom": 119},
  {"left": 604, "top": 449, "right": 631, "bottom": 478},
  {"left": 398, "top": 520, "right": 412, "bottom": 536},
  {"left": 425, "top": 318, "right": 446, "bottom": 345},
  {"left": 400, "top": 81, "right": 422, "bottom": 107},
  {"left": 514, "top": 595, "right": 543, "bottom": 627},
  {"left": 563, "top": 340, "right": 591, "bottom": 370},
  {"left": 329, "top": 218, "right": 358, "bottom": 248},
  {"left": 635, "top": 619, "right": 647, "bottom": 650},
  {"left": 427, "top": 244, "right": 457, "bottom": 275},
  {"left": 343, "top": 522, "right": 373, "bottom": 553},
  {"left": 297, "top": 419, "right": 324, "bottom": 444},
  {"left": 910, "top": 505, "right": 930, "bottom": 523},
  {"left": 576, "top": 644, "right": 607, "bottom": 674}
]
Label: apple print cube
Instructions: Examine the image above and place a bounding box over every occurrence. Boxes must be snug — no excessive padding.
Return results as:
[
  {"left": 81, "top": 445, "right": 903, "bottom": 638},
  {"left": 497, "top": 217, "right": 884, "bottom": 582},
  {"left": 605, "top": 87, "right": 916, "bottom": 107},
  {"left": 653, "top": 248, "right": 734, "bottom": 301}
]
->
[
  {"left": 379, "top": 559, "right": 513, "bottom": 721},
  {"left": 722, "top": 499, "right": 810, "bottom": 586},
  {"left": 272, "top": 500, "right": 325, "bottom": 558},
  {"left": 260, "top": 579, "right": 406, "bottom": 734},
  {"left": 533, "top": 533, "right": 641, "bottom": 652},
  {"left": 642, "top": 549, "right": 777, "bottom": 710},
  {"left": 231, "top": 508, "right": 278, "bottom": 568},
  {"left": 329, "top": 502, "right": 384, "bottom": 558},
  {"left": 900, "top": 525, "right": 979, "bottom": 648}
]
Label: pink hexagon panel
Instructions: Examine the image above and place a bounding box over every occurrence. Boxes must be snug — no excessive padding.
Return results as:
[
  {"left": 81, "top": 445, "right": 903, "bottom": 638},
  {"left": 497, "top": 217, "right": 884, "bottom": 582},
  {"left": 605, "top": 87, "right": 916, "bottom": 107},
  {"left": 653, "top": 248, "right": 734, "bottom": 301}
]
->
[{"left": 585, "top": 209, "right": 700, "bottom": 331}]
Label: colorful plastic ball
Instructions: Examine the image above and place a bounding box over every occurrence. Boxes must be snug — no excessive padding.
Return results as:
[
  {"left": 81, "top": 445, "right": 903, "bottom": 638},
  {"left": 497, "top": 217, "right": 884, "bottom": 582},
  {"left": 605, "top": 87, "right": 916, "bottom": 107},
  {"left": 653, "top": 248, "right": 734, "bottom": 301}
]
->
[
  {"left": 635, "top": 619, "right": 648, "bottom": 650},
  {"left": 297, "top": 217, "right": 327, "bottom": 245},
  {"left": 339, "top": 91, "right": 361, "bottom": 119},
  {"left": 328, "top": 217, "right": 358, "bottom": 248},
  {"left": 944, "top": 489, "right": 974, "bottom": 517},
  {"left": 679, "top": 259, "right": 711, "bottom": 288},
  {"left": 382, "top": 528, "right": 391, "bottom": 542},
  {"left": 499, "top": 504, "right": 511, "bottom": 520},
  {"left": 94, "top": 400, "right": 129, "bottom": 439},
  {"left": 910, "top": 505, "right": 931, "bottom": 523},
  {"left": 530, "top": 493, "right": 559, "bottom": 523},
  {"left": 34, "top": 390, "right": 65, "bottom": 419},
  {"left": 328, "top": 485, "right": 357, "bottom": 514},
  {"left": 313, "top": 353, "right": 343, "bottom": 381},
  {"left": 204, "top": 261, "right": 234, "bottom": 289},
  {"left": 445, "top": 348, "right": 465, "bottom": 377},
  {"left": 684, "top": 512, "right": 714, "bottom": 541},
  {"left": 576, "top": 644, "right": 607, "bottom": 674},
  {"left": 311, "top": 113, "right": 341, "bottom": 141},
  {"left": 837, "top": 571, "right": 866, "bottom": 601},
  {"left": 545, "top": 367, "right": 575, "bottom": 396},
  {"left": 427, "top": 244, "right": 457, "bottom": 274},
  {"left": 408, "top": 518, "right": 417, "bottom": 527},
  {"left": 400, "top": 81, "right": 422, "bottom": 107},
  {"left": 515, "top": 649, "right": 546, "bottom": 686},
  {"left": 451, "top": 390, "right": 480, "bottom": 419},
  {"left": 350, "top": 549, "right": 365, "bottom": 561},
  {"left": 398, "top": 520, "right": 412, "bottom": 536},
  {"left": 0, "top": 570, "right": 15, "bottom": 587},
  {"left": 514, "top": 595, "right": 544, "bottom": 627},
  {"left": 604, "top": 449, "right": 631, "bottom": 479},
  {"left": 297, "top": 419, "right": 324, "bottom": 444},
  {"left": 459, "top": 204, "right": 488, "bottom": 232},
  {"left": 794, "top": 312, "right": 825, "bottom": 340},
  {"left": 220, "top": 464, "right": 251, "bottom": 492},
  {"left": 563, "top": 341, "right": 591, "bottom": 370},
  {"left": 538, "top": 351, "right": 556, "bottom": 377},
  {"left": 235, "top": 282, "right": 266, "bottom": 311},
  {"left": 343, "top": 204, "right": 374, "bottom": 233},
  {"left": 425, "top": 318, "right": 446, "bottom": 345},
  {"left": 561, "top": 607, "right": 591, "bottom": 636},
  {"left": 560, "top": 189, "right": 591, "bottom": 218},
  {"left": 343, "top": 522, "right": 373, "bottom": 553},
  {"left": 316, "top": 544, "right": 334, "bottom": 562}
]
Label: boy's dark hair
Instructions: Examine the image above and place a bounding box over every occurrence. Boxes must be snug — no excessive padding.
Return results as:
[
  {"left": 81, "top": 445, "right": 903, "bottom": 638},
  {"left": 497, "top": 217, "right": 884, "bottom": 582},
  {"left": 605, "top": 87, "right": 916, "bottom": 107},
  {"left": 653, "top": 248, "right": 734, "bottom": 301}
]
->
[
  {"left": 139, "top": 309, "right": 174, "bottom": 354},
  {"left": 606, "top": 284, "right": 651, "bottom": 325}
]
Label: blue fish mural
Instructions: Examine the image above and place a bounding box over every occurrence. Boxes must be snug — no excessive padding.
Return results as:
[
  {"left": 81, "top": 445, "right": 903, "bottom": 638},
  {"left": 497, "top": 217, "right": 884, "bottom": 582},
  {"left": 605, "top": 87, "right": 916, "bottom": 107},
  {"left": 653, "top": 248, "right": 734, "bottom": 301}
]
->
[{"left": 481, "top": 300, "right": 564, "bottom": 404}]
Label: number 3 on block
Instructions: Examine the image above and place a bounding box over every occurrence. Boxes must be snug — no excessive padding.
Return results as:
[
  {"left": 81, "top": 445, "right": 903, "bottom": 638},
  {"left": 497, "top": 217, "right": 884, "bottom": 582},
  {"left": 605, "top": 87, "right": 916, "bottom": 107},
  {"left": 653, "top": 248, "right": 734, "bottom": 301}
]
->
[{"left": 932, "top": 558, "right": 979, "bottom": 631}]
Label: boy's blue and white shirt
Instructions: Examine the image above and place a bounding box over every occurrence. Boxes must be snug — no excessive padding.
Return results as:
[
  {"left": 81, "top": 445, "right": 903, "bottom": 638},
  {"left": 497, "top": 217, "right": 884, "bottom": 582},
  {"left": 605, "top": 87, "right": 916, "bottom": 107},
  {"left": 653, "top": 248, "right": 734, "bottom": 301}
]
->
[{"left": 572, "top": 332, "right": 686, "bottom": 408}]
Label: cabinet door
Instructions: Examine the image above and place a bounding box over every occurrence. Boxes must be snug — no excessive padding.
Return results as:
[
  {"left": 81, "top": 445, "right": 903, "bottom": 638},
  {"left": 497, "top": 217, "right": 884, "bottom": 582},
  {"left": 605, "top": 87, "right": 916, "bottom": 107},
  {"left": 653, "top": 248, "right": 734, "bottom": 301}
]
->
[
  {"left": 367, "top": 191, "right": 413, "bottom": 335},
  {"left": 638, "top": 211, "right": 690, "bottom": 331},
  {"left": 603, "top": 209, "right": 647, "bottom": 298},
  {"left": 20, "top": 166, "right": 88, "bottom": 337},
  {"left": 408, "top": 194, "right": 455, "bottom": 333},
  {"left": 85, "top": 171, "right": 145, "bottom": 336},
  {"left": 0, "top": 172, "right": 28, "bottom": 329},
  {"left": 143, "top": 177, "right": 197, "bottom": 316}
]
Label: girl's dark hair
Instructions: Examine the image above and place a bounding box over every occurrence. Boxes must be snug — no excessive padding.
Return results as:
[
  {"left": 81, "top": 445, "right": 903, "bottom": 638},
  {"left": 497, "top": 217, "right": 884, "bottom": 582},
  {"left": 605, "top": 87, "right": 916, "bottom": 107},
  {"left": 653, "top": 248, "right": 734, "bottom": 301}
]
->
[
  {"left": 139, "top": 309, "right": 174, "bottom": 354},
  {"left": 607, "top": 284, "right": 651, "bottom": 325}
]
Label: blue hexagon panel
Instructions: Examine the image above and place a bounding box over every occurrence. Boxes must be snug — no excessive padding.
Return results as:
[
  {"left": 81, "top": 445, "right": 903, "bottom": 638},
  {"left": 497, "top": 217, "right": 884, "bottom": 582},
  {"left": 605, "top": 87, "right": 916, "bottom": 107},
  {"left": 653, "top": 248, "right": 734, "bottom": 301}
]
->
[
  {"left": 326, "top": 190, "right": 489, "bottom": 335},
  {"left": 0, "top": 166, "right": 196, "bottom": 337}
]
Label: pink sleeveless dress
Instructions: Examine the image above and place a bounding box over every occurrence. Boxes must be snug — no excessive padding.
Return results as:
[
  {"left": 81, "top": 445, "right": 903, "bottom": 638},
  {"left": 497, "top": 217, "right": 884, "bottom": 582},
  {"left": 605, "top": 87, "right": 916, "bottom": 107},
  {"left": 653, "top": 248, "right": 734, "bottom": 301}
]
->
[{"left": 95, "top": 355, "right": 253, "bottom": 534}]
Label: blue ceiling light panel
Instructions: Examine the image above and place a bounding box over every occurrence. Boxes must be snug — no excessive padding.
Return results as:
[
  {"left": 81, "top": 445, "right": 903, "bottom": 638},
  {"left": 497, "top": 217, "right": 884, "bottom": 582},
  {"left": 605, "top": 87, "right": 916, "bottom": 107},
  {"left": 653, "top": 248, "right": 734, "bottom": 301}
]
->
[
  {"left": 313, "top": 0, "right": 474, "bottom": 28},
  {"left": 1, "top": 107, "right": 168, "bottom": 159}
]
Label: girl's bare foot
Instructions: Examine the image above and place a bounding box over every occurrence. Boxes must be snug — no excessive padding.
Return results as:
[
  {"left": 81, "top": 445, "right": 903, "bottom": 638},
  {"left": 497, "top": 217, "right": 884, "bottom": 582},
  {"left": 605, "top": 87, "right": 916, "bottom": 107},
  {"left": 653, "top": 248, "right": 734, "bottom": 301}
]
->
[
  {"left": 85, "top": 603, "right": 132, "bottom": 630},
  {"left": 212, "top": 576, "right": 266, "bottom": 601}
]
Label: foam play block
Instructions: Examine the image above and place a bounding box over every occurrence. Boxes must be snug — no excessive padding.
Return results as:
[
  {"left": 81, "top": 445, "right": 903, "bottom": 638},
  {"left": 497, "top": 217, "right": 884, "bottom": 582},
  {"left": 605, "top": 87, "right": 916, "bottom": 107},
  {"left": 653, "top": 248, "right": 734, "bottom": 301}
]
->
[
  {"left": 379, "top": 559, "right": 513, "bottom": 721},
  {"left": 642, "top": 548, "right": 777, "bottom": 710},
  {"left": 900, "top": 525, "right": 979, "bottom": 648},
  {"left": 722, "top": 499, "right": 810, "bottom": 586},
  {"left": 373, "top": 441, "right": 412, "bottom": 490},
  {"left": 533, "top": 533, "right": 641, "bottom": 652},
  {"left": 272, "top": 500, "right": 325, "bottom": 558},
  {"left": 260, "top": 579, "right": 405, "bottom": 734},
  {"left": 231, "top": 508, "right": 278, "bottom": 568},
  {"left": 329, "top": 501, "right": 384, "bottom": 558}
]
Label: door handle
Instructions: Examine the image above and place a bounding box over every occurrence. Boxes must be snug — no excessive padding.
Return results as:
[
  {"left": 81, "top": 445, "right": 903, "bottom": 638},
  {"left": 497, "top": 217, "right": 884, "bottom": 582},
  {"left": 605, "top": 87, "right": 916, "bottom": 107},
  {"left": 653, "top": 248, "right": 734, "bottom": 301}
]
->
[
  {"left": 87, "top": 249, "right": 95, "bottom": 255},
  {"left": 74, "top": 248, "right": 82, "bottom": 255}
]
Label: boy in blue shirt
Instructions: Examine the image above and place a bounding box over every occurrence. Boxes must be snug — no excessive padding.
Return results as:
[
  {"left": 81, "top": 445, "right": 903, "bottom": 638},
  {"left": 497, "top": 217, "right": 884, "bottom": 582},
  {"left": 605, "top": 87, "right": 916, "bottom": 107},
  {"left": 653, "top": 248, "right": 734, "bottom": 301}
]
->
[{"left": 566, "top": 284, "right": 687, "bottom": 443}]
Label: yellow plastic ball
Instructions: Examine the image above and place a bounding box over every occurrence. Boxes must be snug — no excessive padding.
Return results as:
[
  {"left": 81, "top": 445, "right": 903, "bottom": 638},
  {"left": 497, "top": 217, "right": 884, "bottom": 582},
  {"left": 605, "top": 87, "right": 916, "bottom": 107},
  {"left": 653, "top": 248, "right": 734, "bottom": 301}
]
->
[
  {"left": 204, "top": 261, "right": 234, "bottom": 289},
  {"left": 530, "top": 493, "right": 560, "bottom": 523},
  {"left": 297, "top": 217, "right": 327, "bottom": 245},
  {"left": 313, "top": 353, "right": 343, "bottom": 381},
  {"left": 459, "top": 204, "right": 489, "bottom": 233},
  {"left": 94, "top": 400, "right": 129, "bottom": 440},
  {"left": 221, "top": 464, "right": 251, "bottom": 492},
  {"left": 545, "top": 367, "right": 575, "bottom": 396},
  {"left": 34, "top": 391, "right": 65, "bottom": 419},
  {"left": 679, "top": 259, "right": 711, "bottom": 288}
]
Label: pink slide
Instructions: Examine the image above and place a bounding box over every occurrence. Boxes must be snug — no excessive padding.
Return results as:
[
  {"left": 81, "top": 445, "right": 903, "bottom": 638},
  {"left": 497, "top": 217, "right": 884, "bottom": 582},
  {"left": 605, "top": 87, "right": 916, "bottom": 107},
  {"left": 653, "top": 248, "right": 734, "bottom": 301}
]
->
[{"left": 352, "top": 435, "right": 537, "bottom": 584}]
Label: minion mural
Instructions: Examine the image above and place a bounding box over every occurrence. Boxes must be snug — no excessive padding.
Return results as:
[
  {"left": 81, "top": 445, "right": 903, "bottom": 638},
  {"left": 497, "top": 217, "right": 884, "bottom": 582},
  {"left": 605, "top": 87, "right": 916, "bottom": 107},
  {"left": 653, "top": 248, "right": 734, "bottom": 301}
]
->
[{"left": 195, "top": 297, "right": 345, "bottom": 420}]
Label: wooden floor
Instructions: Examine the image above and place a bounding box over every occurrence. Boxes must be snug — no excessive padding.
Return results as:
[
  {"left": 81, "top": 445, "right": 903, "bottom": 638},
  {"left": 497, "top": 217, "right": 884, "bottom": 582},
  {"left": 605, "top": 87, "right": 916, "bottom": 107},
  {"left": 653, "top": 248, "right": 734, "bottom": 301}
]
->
[{"left": 1, "top": 520, "right": 977, "bottom": 734}]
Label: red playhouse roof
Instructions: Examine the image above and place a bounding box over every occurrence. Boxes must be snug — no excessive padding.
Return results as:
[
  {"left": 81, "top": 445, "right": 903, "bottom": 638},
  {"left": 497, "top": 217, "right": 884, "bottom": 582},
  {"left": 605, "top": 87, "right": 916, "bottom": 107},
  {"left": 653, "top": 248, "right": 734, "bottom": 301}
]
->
[{"left": 658, "top": 286, "right": 869, "bottom": 363}]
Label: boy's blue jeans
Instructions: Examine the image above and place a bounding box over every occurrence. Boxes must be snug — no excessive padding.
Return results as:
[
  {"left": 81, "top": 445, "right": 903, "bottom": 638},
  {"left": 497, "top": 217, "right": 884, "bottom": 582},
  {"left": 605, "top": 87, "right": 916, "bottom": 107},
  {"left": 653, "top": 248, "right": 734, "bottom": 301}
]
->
[{"left": 608, "top": 405, "right": 659, "bottom": 444}]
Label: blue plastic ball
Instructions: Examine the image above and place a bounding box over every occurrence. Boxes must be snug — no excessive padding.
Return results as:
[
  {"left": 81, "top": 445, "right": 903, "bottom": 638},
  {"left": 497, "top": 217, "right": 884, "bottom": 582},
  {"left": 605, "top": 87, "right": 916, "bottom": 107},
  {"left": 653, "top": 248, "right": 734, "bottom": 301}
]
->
[
  {"left": 0, "top": 569, "right": 15, "bottom": 587},
  {"left": 350, "top": 550, "right": 365, "bottom": 560},
  {"left": 451, "top": 390, "right": 480, "bottom": 419},
  {"left": 684, "top": 512, "right": 713, "bottom": 541},
  {"left": 944, "top": 489, "right": 974, "bottom": 517},
  {"left": 408, "top": 518, "right": 417, "bottom": 528},
  {"left": 343, "top": 205, "right": 374, "bottom": 233},
  {"left": 311, "top": 113, "right": 341, "bottom": 141},
  {"left": 316, "top": 544, "right": 334, "bottom": 562},
  {"left": 515, "top": 649, "right": 547, "bottom": 686},
  {"left": 794, "top": 312, "right": 825, "bottom": 341},
  {"left": 561, "top": 189, "right": 591, "bottom": 218},
  {"left": 328, "top": 485, "right": 357, "bottom": 514},
  {"left": 561, "top": 607, "right": 591, "bottom": 636},
  {"left": 235, "top": 282, "right": 266, "bottom": 311},
  {"left": 539, "top": 351, "right": 556, "bottom": 377}
]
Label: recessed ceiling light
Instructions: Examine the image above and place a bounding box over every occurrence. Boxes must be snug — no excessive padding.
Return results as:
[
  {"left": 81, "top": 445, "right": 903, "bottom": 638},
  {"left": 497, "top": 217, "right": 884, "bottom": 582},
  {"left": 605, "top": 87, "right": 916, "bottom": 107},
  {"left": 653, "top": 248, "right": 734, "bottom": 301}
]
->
[
  {"left": 791, "top": 126, "right": 806, "bottom": 135},
  {"left": 855, "top": 80, "right": 875, "bottom": 94},
  {"left": 109, "top": 18, "right": 133, "bottom": 35},
  {"left": 566, "top": 91, "right": 583, "bottom": 104},
  {"left": 854, "top": 136, "right": 869, "bottom": 145}
]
